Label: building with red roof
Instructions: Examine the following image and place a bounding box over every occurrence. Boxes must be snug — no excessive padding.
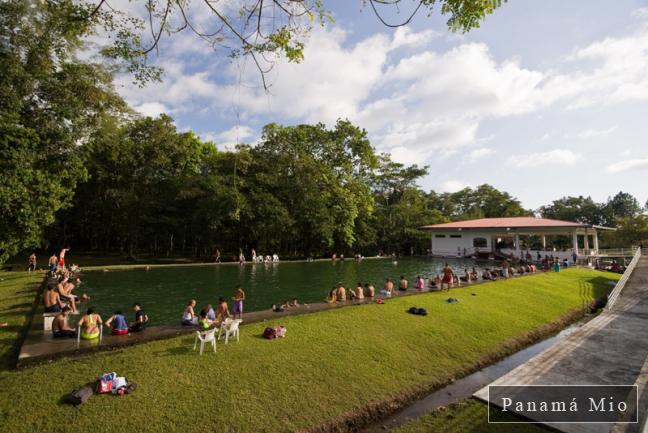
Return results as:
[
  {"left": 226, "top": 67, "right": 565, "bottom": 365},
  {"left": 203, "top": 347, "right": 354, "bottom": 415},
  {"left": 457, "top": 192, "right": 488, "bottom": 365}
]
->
[{"left": 421, "top": 217, "right": 611, "bottom": 259}]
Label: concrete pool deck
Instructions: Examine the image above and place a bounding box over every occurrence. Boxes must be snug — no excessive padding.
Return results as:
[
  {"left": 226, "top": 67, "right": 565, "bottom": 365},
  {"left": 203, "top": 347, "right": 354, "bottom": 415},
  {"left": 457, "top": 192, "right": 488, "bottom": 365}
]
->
[{"left": 473, "top": 256, "right": 648, "bottom": 433}]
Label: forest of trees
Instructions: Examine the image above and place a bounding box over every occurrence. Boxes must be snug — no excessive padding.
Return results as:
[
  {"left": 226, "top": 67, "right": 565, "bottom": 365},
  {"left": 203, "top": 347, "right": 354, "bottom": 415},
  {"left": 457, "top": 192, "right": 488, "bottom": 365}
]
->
[{"left": 2, "top": 0, "right": 647, "bottom": 263}]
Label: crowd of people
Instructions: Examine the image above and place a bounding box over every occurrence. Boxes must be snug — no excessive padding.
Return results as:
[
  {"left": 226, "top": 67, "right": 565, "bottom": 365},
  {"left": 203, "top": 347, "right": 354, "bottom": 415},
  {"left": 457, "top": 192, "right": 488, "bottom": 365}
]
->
[
  {"left": 43, "top": 248, "right": 148, "bottom": 340},
  {"left": 181, "top": 286, "right": 245, "bottom": 329}
]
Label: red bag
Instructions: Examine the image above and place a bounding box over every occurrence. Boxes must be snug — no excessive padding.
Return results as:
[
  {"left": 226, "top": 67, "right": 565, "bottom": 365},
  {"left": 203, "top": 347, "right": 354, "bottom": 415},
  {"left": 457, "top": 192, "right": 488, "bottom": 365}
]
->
[{"left": 97, "top": 379, "right": 113, "bottom": 394}]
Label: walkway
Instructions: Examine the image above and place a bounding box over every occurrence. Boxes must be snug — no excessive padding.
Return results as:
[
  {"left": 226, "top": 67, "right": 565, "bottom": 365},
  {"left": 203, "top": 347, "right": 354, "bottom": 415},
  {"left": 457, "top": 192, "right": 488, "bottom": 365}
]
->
[{"left": 474, "top": 256, "right": 648, "bottom": 433}]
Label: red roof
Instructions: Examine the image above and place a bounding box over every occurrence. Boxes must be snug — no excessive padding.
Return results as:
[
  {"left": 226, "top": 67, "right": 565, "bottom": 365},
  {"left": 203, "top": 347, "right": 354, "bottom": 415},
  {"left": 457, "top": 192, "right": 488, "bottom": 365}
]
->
[{"left": 421, "top": 217, "right": 586, "bottom": 230}]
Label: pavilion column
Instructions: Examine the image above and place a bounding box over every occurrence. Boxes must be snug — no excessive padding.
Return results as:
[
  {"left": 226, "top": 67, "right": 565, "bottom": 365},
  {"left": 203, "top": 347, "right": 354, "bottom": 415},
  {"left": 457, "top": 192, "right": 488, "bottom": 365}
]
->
[
  {"left": 572, "top": 231, "right": 579, "bottom": 255},
  {"left": 584, "top": 230, "right": 590, "bottom": 254},
  {"left": 514, "top": 233, "right": 520, "bottom": 254},
  {"left": 593, "top": 231, "right": 599, "bottom": 253},
  {"left": 541, "top": 235, "right": 546, "bottom": 250}
]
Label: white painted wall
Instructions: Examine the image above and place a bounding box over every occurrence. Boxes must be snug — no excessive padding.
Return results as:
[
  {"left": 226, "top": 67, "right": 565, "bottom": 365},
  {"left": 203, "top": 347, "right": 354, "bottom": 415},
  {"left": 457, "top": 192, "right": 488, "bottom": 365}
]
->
[{"left": 431, "top": 231, "right": 491, "bottom": 257}]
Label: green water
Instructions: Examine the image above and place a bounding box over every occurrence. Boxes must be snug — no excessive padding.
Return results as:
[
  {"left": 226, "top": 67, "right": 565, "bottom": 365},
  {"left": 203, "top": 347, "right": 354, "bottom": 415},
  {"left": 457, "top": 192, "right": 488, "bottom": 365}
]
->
[{"left": 79, "top": 257, "right": 491, "bottom": 326}]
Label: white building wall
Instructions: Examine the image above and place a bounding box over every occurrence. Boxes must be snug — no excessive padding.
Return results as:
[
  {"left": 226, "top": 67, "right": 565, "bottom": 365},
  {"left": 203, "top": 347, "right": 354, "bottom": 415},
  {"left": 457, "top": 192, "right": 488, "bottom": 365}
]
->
[{"left": 431, "top": 231, "right": 492, "bottom": 257}]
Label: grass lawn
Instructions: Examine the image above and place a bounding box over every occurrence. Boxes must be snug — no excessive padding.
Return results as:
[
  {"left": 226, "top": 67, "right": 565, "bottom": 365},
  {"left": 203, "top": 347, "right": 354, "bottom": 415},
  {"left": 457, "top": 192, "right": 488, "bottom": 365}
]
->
[
  {"left": 0, "top": 269, "right": 618, "bottom": 433},
  {"left": 392, "top": 399, "right": 548, "bottom": 433}
]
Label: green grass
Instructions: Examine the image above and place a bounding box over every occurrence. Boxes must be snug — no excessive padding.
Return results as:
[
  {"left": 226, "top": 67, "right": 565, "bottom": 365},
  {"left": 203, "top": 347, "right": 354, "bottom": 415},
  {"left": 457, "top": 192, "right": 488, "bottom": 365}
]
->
[
  {"left": 0, "top": 269, "right": 618, "bottom": 433},
  {"left": 392, "top": 399, "right": 548, "bottom": 433},
  {"left": 0, "top": 271, "right": 43, "bottom": 370}
]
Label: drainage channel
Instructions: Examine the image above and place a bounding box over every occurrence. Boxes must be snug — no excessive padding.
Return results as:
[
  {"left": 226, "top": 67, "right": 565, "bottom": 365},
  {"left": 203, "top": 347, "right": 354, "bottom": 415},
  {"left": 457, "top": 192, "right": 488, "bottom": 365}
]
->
[{"left": 358, "top": 320, "right": 586, "bottom": 432}]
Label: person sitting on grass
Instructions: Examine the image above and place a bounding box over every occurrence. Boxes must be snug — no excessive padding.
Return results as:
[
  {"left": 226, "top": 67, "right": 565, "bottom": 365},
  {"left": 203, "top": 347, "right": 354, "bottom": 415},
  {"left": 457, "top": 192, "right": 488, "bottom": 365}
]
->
[
  {"left": 52, "top": 307, "right": 76, "bottom": 338},
  {"left": 326, "top": 287, "right": 337, "bottom": 303},
  {"left": 365, "top": 283, "right": 375, "bottom": 298},
  {"left": 336, "top": 283, "right": 346, "bottom": 301},
  {"left": 129, "top": 303, "right": 148, "bottom": 333},
  {"left": 78, "top": 307, "right": 102, "bottom": 340},
  {"left": 215, "top": 297, "right": 232, "bottom": 324},
  {"left": 106, "top": 310, "right": 129, "bottom": 336},
  {"left": 44, "top": 285, "right": 64, "bottom": 313},
  {"left": 181, "top": 299, "right": 198, "bottom": 326}
]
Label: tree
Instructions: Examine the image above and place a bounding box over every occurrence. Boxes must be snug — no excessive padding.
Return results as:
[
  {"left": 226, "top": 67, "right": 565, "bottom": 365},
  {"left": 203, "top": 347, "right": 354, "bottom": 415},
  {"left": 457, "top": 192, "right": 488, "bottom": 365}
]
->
[
  {"left": 602, "top": 191, "right": 642, "bottom": 225},
  {"left": 70, "top": 0, "right": 506, "bottom": 86},
  {"left": 539, "top": 196, "right": 606, "bottom": 226},
  {"left": 0, "top": 0, "right": 128, "bottom": 261}
]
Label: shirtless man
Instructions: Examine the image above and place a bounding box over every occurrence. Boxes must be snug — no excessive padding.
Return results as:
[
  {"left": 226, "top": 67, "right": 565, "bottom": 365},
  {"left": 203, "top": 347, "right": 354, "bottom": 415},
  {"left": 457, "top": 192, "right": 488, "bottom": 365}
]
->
[
  {"left": 336, "top": 283, "right": 346, "bottom": 301},
  {"left": 215, "top": 297, "right": 232, "bottom": 323},
  {"left": 59, "top": 247, "right": 70, "bottom": 268},
  {"left": 354, "top": 283, "right": 365, "bottom": 300},
  {"left": 365, "top": 283, "right": 375, "bottom": 298},
  {"left": 48, "top": 254, "right": 58, "bottom": 272},
  {"left": 52, "top": 307, "right": 76, "bottom": 338},
  {"left": 57, "top": 278, "right": 77, "bottom": 312},
  {"left": 44, "top": 285, "right": 64, "bottom": 313},
  {"left": 232, "top": 287, "right": 245, "bottom": 320},
  {"left": 398, "top": 275, "right": 408, "bottom": 291},
  {"left": 441, "top": 264, "right": 454, "bottom": 291},
  {"left": 383, "top": 278, "right": 394, "bottom": 297}
]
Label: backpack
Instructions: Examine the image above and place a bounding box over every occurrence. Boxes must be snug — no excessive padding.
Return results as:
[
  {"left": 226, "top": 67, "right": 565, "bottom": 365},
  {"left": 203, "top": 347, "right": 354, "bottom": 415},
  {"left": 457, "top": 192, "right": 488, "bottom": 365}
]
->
[
  {"left": 64, "top": 386, "right": 93, "bottom": 406},
  {"left": 263, "top": 327, "right": 276, "bottom": 339},
  {"left": 97, "top": 372, "right": 117, "bottom": 394}
]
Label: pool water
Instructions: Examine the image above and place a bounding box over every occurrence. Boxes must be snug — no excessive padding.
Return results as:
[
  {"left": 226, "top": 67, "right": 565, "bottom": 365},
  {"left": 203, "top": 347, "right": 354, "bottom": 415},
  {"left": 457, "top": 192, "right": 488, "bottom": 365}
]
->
[{"left": 79, "top": 257, "right": 493, "bottom": 326}]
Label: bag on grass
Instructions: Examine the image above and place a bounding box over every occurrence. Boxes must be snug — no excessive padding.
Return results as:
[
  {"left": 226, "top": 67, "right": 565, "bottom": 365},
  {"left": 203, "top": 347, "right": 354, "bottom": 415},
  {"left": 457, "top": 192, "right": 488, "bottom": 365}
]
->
[
  {"left": 408, "top": 307, "right": 417, "bottom": 314},
  {"left": 97, "top": 372, "right": 117, "bottom": 394},
  {"left": 64, "top": 386, "right": 93, "bottom": 406},
  {"left": 274, "top": 325, "right": 286, "bottom": 338},
  {"left": 111, "top": 377, "right": 128, "bottom": 394},
  {"left": 263, "top": 327, "right": 276, "bottom": 339}
]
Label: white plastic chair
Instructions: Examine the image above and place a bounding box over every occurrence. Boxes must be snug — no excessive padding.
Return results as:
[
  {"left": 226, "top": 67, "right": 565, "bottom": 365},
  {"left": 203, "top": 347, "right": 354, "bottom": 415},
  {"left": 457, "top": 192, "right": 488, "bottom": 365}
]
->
[
  {"left": 218, "top": 319, "right": 241, "bottom": 344},
  {"left": 193, "top": 328, "right": 217, "bottom": 355}
]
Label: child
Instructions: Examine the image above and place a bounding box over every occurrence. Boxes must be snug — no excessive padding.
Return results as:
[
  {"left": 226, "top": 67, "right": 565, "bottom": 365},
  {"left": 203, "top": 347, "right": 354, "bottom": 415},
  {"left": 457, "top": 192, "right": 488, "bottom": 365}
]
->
[{"left": 232, "top": 287, "right": 245, "bottom": 320}]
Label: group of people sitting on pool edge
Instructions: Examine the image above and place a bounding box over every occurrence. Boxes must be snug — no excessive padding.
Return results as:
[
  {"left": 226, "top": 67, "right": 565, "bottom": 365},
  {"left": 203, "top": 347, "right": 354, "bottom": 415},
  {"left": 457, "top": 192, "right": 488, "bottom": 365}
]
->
[
  {"left": 181, "top": 287, "right": 245, "bottom": 329},
  {"left": 51, "top": 304, "right": 149, "bottom": 340},
  {"left": 324, "top": 262, "right": 540, "bottom": 302}
]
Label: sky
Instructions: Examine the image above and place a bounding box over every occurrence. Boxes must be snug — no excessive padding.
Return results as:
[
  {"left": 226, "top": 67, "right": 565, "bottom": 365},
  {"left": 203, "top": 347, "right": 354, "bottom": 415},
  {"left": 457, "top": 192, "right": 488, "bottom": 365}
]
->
[{"left": 107, "top": 0, "right": 648, "bottom": 210}]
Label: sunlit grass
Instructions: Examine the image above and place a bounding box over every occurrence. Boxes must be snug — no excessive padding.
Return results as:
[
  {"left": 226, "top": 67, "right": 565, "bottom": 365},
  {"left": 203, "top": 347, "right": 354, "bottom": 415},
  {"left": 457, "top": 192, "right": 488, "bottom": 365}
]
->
[{"left": 0, "top": 269, "right": 619, "bottom": 433}]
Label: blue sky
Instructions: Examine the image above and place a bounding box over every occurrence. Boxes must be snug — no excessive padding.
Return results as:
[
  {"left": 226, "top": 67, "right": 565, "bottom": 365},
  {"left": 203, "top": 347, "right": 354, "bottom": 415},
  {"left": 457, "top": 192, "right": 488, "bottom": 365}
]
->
[{"left": 109, "top": 0, "right": 648, "bottom": 210}]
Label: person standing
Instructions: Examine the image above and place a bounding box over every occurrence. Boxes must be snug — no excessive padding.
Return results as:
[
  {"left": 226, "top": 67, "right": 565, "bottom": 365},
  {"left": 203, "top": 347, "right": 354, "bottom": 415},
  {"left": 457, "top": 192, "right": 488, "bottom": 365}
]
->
[
  {"left": 232, "top": 287, "right": 245, "bottom": 320},
  {"left": 59, "top": 247, "right": 70, "bottom": 268},
  {"left": 441, "top": 264, "right": 454, "bottom": 291},
  {"left": 215, "top": 297, "right": 232, "bottom": 324},
  {"left": 28, "top": 252, "right": 36, "bottom": 272},
  {"left": 251, "top": 249, "right": 257, "bottom": 262},
  {"left": 502, "top": 260, "right": 510, "bottom": 279}
]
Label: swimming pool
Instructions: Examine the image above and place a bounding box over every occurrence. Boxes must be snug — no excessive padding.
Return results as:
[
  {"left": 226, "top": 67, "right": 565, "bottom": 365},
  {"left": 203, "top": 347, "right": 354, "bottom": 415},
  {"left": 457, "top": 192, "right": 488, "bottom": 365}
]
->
[{"left": 79, "top": 257, "right": 496, "bottom": 326}]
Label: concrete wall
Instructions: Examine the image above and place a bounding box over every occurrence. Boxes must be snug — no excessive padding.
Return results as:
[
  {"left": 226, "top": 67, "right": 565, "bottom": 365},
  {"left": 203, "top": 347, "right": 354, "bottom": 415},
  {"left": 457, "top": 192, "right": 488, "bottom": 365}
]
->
[{"left": 431, "top": 231, "right": 491, "bottom": 257}]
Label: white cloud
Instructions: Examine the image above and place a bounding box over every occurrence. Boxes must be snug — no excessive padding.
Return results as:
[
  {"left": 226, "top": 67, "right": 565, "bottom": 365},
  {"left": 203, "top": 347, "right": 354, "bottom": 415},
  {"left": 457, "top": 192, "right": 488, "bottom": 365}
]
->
[
  {"left": 575, "top": 126, "right": 617, "bottom": 139},
  {"left": 506, "top": 149, "right": 581, "bottom": 168},
  {"left": 632, "top": 8, "right": 648, "bottom": 19},
  {"left": 134, "top": 102, "right": 168, "bottom": 117},
  {"left": 438, "top": 180, "right": 472, "bottom": 193},
  {"left": 468, "top": 147, "right": 495, "bottom": 161},
  {"left": 606, "top": 158, "right": 648, "bottom": 173}
]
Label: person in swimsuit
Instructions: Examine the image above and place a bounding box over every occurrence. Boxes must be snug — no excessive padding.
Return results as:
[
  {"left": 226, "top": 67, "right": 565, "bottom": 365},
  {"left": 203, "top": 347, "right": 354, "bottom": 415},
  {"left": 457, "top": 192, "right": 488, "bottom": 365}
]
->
[
  {"left": 44, "top": 285, "right": 64, "bottom": 313},
  {"left": 78, "top": 307, "right": 102, "bottom": 340},
  {"left": 415, "top": 275, "right": 425, "bottom": 291},
  {"left": 441, "top": 264, "right": 454, "bottom": 291},
  {"left": 182, "top": 299, "right": 198, "bottom": 326},
  {"left": 381, "top": 278, "right": 394, "bottom": 297},
  {"left": 215, "top": 297, "right": 232, "bottom": 324},
  {"left": 59, "top": 247, "right": 70, "bottom": 268},
  {"left": 52, "top": 307, "right": 76, "bottom": 338},
  {"left": 398, "top": 276, "right": 408, "bottom": 291},
  {"left": 232, "top": 287, "right": 245, "bottom": 320},
  {"left": 355, "top": 283, "right": 365, "bottom": 300},
  {"left": 57, "top": 277, "right": 77, "bottom": 312},
  {"left": 326, "top": 287, "right": 337, "bottom": 303},
  {"left": 48, "top": 254, "right": 58, "bottom": 272},
  {"left": 336, "top": 283, "right": 346, "bottom": 301},
  {"left": 28, "top": 252, "right": 36, "bottom": 272},
  {"left": 129, "top": 303, "right": 148, "bottom": 332},
  {"left": 365, "top": 283, "right": 375, "bottom": 298},
  {"left": 106, "top": 311, "right": 129, "bottom": 335}
]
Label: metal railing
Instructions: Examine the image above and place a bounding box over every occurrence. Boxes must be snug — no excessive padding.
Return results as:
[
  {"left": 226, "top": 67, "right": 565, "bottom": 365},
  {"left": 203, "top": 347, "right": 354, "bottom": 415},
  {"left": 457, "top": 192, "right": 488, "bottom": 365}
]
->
[
  {"left": 597, "top": 247, "right": 640, "bottom": 257},
  {"left": 606, "top": 247, "right": 642, "bottom": 310}
]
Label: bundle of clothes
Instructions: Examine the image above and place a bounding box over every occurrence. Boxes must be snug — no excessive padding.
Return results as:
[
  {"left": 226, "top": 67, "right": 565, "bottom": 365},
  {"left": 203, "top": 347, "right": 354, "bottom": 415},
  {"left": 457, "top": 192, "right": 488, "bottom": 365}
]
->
[{"left": 64, "top": 371, "right": 136, "bottom": 406}]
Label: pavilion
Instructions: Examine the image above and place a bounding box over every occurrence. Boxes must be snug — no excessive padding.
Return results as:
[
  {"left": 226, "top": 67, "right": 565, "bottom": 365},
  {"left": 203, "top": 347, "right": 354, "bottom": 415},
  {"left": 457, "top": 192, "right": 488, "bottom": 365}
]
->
[{"left": 421, "top": 216, "right": 613, "bottom": 259}]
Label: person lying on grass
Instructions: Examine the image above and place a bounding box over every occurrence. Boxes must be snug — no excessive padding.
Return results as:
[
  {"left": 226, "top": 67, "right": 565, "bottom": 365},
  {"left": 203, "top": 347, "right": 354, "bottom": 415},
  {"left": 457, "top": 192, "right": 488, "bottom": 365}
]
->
[
  {"left": 52, "top": 307, "right": 76, "bottom": 338},
  {"left": 106, "top": 311, "right": 129, "bottom": 335}
]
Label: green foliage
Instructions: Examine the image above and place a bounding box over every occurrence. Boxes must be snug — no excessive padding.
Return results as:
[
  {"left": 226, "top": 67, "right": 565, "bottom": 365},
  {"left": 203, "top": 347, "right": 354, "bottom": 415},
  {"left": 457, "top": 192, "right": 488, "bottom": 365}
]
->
[
  {"left": 540, "top": 195, "right": 607, "bottom": 226},
  {"left": 423, "top": 0, "right": 506, "bottom": 32},
  {"left": 0, "top": 269, "right": 618, "bottom": 432}
]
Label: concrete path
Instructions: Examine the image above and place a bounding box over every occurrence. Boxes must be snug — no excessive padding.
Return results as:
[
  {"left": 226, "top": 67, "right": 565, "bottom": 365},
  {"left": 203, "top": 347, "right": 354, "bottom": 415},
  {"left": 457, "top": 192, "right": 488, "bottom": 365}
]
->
[{"left": 474, "top": 257, "right": 648, "bottom": 433}]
